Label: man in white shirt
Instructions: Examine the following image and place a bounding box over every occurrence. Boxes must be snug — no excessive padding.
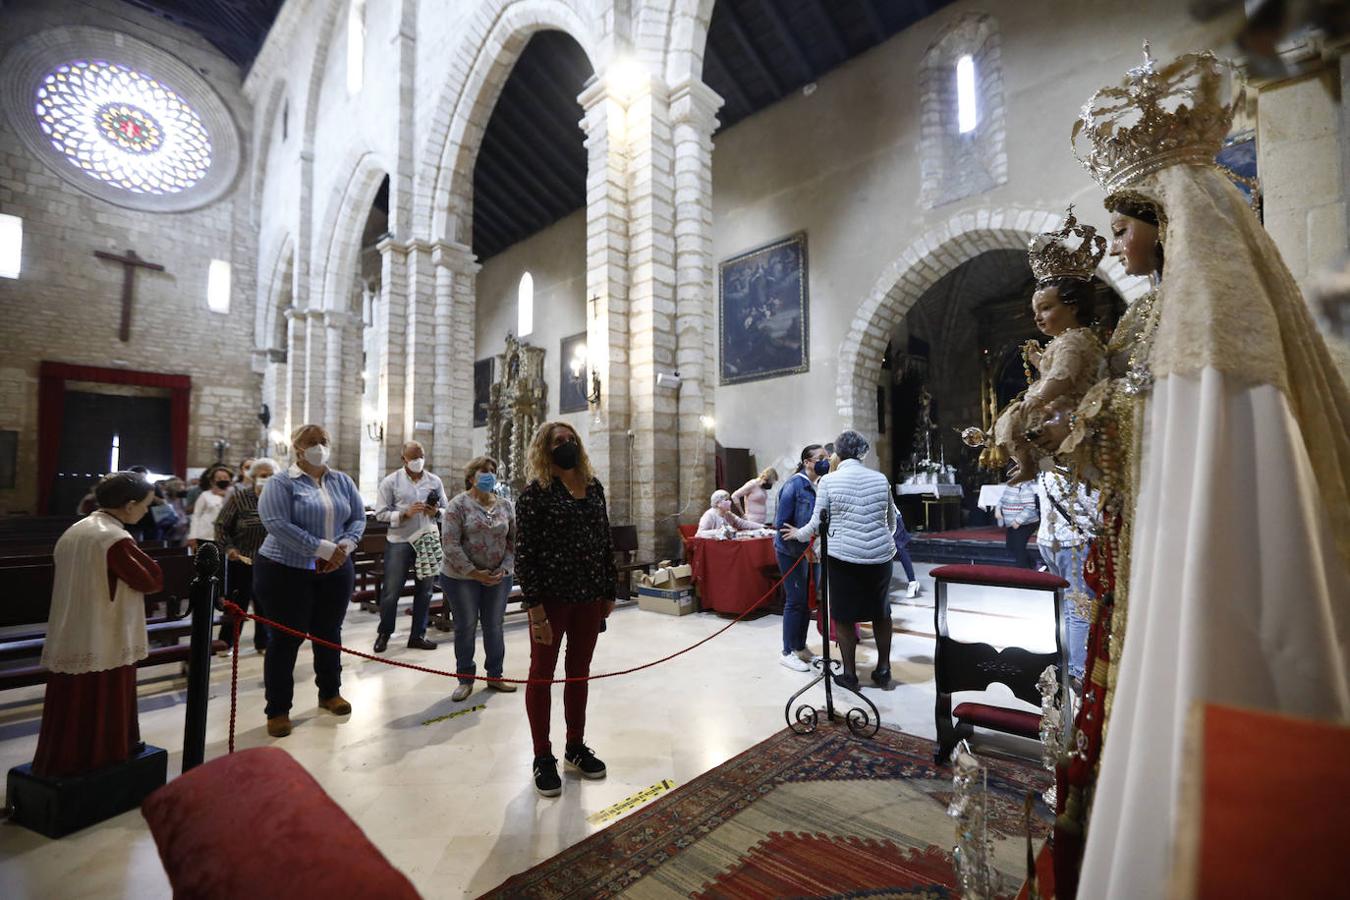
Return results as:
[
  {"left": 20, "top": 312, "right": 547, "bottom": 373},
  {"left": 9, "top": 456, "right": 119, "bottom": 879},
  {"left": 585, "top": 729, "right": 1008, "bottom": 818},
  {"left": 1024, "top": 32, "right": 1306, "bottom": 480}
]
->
[
  {"left": 373, "top": 442, "right": 447, "bottom": 652},
  {"left": 1034, "top": 471, "right": 1099, "bottom": 683}
]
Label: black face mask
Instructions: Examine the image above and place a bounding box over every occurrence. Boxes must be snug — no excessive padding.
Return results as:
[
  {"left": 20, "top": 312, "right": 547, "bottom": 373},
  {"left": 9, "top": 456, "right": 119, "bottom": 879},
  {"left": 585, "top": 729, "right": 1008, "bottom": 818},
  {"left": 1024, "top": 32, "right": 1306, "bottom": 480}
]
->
[
  {"left": 813, "top": 459, "right": 831, "bottom": 476},
  {"left": 214, "top": 480, "right": 231, "bottom": 489},
  {"left": 551, "top": 441, "right": 580, "bottom": 471},
  {"left": 760, "top": 481, "right": 771, "bottom": 490}
]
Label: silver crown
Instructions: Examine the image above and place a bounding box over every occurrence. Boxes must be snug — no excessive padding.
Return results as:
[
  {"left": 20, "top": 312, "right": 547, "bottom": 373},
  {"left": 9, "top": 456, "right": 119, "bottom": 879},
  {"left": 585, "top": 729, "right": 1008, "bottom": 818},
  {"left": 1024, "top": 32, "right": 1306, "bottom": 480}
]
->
[{"left": 1028, "top": 206, "right": 1106, "bottom": 282}]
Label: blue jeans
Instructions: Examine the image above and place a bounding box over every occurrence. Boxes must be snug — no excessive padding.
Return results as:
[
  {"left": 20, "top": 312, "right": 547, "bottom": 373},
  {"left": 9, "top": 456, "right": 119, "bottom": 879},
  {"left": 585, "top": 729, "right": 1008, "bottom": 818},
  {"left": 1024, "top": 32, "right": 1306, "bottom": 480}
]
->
[
  {"left": 441, "top": 574, "right": 511, "bottom": 684},
  {"left": 1039, "top": 542, "right": 1094, "bottom": 680},
  {"left": 776, "top": 549, "right": 819, "bottom": 655},
  {"left": 895, "top": 547, "right": 916, "bottom": 582},
  {"left": 379, "top": 541, "right": 435, "bottom": 639}
]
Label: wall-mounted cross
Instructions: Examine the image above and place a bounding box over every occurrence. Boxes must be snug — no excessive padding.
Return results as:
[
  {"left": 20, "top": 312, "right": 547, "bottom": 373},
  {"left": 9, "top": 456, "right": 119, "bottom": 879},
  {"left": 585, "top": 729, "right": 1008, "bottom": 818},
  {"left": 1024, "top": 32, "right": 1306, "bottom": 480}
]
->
[
  {"left": 589, "top": 293, "right": 600, "bottom": 319},
  {"left": 94, "top": 248, "right": 165, "bottom": 342}
]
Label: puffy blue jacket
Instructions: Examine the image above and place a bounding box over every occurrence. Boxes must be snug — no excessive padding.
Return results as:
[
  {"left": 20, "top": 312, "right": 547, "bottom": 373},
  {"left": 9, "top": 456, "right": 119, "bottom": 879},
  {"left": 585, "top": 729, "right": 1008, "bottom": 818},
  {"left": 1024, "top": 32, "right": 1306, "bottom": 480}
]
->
[{"left": 774, "top": 472, "right": 817, "bottom": 557}]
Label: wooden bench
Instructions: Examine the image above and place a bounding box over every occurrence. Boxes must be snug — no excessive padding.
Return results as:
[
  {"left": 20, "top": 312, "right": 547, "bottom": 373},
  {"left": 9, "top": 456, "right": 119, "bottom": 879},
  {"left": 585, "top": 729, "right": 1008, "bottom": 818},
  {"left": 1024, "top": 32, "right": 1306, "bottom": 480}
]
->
[{"left": 930, "top": 563, "right": 1070, "bottom": 764}]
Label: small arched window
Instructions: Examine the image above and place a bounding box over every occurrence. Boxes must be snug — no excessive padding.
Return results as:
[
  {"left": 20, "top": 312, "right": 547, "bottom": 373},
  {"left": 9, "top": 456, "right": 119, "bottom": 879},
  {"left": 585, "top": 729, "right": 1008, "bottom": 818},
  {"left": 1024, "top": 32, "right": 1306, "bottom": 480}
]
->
[
  {"left": 347, "top": 0, "right": 365, "bottom": 95},
  {"left": 918, "top": 14, "right": 1006, "bottom": 209},
  {"left": 518, "top": 272, "right": 534, "bottom": 337}
]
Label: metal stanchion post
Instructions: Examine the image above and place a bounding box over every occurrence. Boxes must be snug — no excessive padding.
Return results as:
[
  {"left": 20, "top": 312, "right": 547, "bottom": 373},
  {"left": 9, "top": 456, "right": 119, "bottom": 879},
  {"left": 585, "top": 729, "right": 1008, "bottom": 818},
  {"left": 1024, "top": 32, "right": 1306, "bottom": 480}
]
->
[{"left": 182, "top": 542, "right": 221, "bottom": 772}]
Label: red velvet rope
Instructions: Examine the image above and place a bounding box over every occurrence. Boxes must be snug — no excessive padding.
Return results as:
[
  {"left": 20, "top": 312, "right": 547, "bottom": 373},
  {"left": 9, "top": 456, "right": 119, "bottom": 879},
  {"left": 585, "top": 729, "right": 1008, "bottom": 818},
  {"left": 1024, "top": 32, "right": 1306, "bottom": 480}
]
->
[{"left": 222, "top": 543, "right": 815, "bottom": 751}]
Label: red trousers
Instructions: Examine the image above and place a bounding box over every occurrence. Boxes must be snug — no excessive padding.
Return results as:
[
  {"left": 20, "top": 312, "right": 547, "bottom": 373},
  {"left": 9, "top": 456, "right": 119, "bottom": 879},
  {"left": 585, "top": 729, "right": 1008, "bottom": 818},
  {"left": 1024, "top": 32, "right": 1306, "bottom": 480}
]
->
[
  {"left": 33, "top": 666, "right": 140, "bottom": 777},
  {"left": 525, "top": 599, "right": 605, "bottom": 757}
]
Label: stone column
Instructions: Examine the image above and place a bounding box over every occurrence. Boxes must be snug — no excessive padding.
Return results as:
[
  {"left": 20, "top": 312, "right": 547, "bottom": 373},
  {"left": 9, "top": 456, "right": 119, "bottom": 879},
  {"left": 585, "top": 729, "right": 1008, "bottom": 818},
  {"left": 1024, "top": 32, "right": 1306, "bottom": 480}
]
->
[
  {"left": 282, "top": 306, "right": 309, "bottom": 437},
  {"left": 579, "top": 79, "right": 633, "bottom": 527},
  {"left": 375, "top": 236, "right": 411, "bottom": 474},
  {"left": 431, "top": 240, "right": 479, "bottom": 472},
  {"left": 401, "top": 238, "right": 438, "bottom": 463},
  {"left": 322, "top": 310, "right": 361, "bottom": 473},
  {"left": 621, "top": 75, "right": 681, "bottom": 559},
  {"left": 669, "top": 78, "right": 723, "bottom": 538}
]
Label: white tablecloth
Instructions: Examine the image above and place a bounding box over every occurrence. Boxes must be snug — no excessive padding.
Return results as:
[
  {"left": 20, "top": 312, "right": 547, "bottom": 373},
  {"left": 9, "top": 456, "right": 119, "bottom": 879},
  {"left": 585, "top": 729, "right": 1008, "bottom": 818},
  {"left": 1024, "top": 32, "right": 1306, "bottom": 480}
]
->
[
  {"left": 895, "top": 484, "right": 964, "bottom": 498},
  {"left": 977, "top": 484, "right": 1006, "bottom": 510}
]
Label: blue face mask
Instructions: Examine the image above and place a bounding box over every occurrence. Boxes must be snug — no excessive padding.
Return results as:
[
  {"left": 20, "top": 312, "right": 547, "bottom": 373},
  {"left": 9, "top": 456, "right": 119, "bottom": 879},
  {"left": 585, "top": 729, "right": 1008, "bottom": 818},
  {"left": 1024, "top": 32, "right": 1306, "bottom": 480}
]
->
[
  {"left": 813, "top": 458, "right": 831, "bottom": 476},
  {"left": 475, "top": 472, "right": 497, "bottom": 493}
]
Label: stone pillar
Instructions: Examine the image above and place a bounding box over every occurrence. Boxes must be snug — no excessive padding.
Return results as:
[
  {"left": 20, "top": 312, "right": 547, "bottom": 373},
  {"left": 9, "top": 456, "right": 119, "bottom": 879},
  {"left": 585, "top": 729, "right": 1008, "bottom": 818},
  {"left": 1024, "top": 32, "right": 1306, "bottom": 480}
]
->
[
  {"left": 402, "top": 239, "right": 438, "bottom": 463},
  {"left": 376, "top": 236, "right": 411, "bottom": 474},
  {"left": 431, "top": 240, "right": 479, "bottom": 473},
  {"left": 670, "top": 79, "right": 723, "bottom": 538},
  {"left": 622, "top": 75, "right": 681, "bottom": 559},
  {"left": 579, "top": 79, "right": 633, "bottom": 527},
  {"left": 322, "top": 310, "right": 361, "bottom": 473},
  {"left": 282, "top": 306, "right": 308, "bottom": 438}
]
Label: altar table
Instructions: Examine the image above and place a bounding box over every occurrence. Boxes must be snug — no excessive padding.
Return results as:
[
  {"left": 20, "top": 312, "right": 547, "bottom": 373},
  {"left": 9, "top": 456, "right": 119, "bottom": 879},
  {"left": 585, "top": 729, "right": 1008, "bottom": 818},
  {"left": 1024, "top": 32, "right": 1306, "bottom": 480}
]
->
[{"left": 688, "top": 536, "right": 780, "bottom": 615}]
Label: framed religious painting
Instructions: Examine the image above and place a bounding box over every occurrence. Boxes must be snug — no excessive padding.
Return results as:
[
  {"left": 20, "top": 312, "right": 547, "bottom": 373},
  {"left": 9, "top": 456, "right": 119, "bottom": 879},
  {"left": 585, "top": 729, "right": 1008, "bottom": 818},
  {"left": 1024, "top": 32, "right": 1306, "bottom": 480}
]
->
[
  {"left": 559, "top": 331, "right": 588, "bottom": 414},
  {"left": 1216, "top": 129, "right": 1261, "bottom": 221},
  {"left": 473, "top": 358, "right": 493, "bottom": 428},
  {"left": 719, "top": 232, "right": 809, "bottom": 385}
]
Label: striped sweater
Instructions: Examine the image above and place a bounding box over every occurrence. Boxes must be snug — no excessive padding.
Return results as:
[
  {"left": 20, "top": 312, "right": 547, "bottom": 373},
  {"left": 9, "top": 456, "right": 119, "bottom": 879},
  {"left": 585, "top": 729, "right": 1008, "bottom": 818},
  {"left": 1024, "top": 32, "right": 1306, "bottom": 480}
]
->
[{"left": 794, "top": 459, "right": 898, "bottom": 564}]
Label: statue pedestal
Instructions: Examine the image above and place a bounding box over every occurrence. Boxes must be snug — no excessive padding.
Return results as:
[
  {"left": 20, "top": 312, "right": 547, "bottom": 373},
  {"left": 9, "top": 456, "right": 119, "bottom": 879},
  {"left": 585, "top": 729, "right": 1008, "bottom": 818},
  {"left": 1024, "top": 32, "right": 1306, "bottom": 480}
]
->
[{"left": 6, "top": 744, "right": 167, "bottom": 837}]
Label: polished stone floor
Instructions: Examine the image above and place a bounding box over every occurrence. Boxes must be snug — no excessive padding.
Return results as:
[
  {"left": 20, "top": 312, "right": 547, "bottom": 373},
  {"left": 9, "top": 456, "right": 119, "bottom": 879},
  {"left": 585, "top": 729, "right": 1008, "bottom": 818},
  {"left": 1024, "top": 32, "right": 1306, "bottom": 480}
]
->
[{"left": 0, "top": 562, "right": 1053, "bottom": 899}]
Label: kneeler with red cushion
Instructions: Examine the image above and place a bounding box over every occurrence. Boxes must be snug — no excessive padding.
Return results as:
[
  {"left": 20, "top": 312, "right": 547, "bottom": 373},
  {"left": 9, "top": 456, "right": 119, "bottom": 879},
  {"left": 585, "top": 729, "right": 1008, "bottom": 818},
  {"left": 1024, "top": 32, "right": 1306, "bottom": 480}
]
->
[
  {"left": 930, "top": 564, "right": 1070, "bottom": 765},
  {"left": 141, "top": 747, "right": 420, "bottom": 899}
]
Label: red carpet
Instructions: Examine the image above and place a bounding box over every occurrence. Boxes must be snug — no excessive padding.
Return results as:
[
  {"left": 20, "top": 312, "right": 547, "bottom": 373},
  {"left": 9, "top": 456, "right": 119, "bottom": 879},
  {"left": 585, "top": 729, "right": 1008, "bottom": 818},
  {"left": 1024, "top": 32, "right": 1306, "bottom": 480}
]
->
[{"left": 482, "top": 722, "right": 1050, "bottom": 899}]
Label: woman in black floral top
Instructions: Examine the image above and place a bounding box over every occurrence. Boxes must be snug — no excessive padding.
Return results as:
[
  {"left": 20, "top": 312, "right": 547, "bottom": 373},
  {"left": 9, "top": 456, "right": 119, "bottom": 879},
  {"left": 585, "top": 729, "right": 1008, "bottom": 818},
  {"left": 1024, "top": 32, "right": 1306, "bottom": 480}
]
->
[{"left": 516, "top": 421, "right": 616, "bottom": 797}]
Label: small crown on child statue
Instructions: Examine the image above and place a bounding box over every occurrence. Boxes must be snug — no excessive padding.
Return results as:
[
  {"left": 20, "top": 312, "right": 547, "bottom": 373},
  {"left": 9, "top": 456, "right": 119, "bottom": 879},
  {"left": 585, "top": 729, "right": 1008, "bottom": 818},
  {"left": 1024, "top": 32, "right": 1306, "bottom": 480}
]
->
[
  {"left": 1027, "top": 206, "right": 1106, "bottom": 282},
  {"left": 1071, "top": 42, "right": 1241, "bottom": 192}
]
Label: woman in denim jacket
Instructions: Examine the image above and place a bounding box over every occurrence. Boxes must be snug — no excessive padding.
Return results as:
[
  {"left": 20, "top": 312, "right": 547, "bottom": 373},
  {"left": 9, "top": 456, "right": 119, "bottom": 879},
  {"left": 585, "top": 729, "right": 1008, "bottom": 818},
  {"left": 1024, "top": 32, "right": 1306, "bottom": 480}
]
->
[{"left": 773, "top": 443, "right": 829, "bottom": 672}]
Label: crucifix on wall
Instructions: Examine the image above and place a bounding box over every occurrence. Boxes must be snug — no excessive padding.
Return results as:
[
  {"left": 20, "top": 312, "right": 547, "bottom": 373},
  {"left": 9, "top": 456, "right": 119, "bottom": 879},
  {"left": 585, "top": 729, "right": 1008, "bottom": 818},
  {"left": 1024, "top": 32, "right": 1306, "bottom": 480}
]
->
[{"left": 94, "top": 248, "right": 166, "bottom": 342}]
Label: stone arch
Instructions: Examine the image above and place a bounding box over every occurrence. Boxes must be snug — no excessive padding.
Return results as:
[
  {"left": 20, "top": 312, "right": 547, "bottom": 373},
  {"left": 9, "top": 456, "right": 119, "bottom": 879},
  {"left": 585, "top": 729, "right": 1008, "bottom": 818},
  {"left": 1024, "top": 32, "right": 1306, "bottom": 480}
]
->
[
  {"left": 249, "top": 78, "right": 289, "bottom": 214},
  {"left": 413, "top": 0, "right": 601, "bottom": 242},
  {"left": 836, "top": 207, "right": 1146, "bottom": 436},
  {"left": 259, "top": 232, "right": 296, "bottom": 349},
  {"left": 635, "top": 0, "right": 717, "bottom": 86},
  {"left": 317, "top": 150, "right": 390, "bottom": 312}
]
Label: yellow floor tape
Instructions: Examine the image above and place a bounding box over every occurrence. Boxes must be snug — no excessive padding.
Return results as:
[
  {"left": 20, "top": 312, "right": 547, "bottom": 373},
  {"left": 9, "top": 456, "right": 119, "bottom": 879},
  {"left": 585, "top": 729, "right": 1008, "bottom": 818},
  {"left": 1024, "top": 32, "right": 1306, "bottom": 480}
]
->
[
  {"left": 586, "top": 778, "right": 677, "bottom": 825},
  {"left": 421, "top": 703, "right": 486, "bottom": 726}
]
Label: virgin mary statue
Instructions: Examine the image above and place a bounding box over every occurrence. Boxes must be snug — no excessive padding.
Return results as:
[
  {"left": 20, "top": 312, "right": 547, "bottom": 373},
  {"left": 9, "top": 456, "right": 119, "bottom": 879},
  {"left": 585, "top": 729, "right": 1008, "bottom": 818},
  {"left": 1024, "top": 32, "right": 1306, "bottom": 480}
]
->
[{"left": 1065, "top": 45, "right": 1350, "bottom": 898}]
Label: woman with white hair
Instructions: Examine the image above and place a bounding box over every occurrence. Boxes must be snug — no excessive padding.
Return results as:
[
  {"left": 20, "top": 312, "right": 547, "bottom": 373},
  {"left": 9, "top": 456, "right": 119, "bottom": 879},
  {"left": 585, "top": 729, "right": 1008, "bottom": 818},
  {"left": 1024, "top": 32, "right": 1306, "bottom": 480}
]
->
[
  {"left": 781, "top": 429, "right": 897, "bottom": 691},
  {"left": 695, "top": 489, "right": 765, "bottom": 539}
]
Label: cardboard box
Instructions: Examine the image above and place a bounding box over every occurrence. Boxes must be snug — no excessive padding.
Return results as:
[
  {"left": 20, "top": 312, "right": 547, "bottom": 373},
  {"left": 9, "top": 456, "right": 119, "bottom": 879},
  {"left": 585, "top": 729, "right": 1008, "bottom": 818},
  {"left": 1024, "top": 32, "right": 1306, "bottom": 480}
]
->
[
  {"left": 637, "top": 585, "right": 698, "bottom": 616},
  {"left": 647, "top": 563, "right": 694, "bottom": 589}
]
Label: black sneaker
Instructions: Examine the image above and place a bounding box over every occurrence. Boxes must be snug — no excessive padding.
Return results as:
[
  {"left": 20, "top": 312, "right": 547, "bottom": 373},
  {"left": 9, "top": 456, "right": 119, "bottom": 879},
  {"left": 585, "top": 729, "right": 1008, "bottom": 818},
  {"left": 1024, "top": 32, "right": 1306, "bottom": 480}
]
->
[
  {"left": 533, "top": 755, "right": 562, "bottom": 797},
  {"left": 870, "top": 667, "right": 892, "bottom": 688},
  {"left": 564, "top": 743, "right": 607, "bottom": 779}
]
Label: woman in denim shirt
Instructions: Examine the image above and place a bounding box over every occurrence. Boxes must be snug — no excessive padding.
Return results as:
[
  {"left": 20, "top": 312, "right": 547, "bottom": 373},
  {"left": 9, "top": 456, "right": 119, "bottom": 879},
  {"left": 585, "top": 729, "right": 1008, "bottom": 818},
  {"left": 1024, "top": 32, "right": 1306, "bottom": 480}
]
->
[
  {"left": 773, "top": 443, "right": 828, "bottom": 672},
  {"left": 255, "top": 424, "right": 366, "bottom": 738}
]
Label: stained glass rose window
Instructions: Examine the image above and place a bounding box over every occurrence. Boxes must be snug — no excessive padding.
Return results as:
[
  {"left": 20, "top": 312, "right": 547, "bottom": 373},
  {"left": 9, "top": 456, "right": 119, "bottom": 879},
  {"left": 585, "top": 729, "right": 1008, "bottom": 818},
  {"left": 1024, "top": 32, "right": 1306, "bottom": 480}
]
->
[{"left": 33, "top": 60, "right": 213, "bottom": 195}]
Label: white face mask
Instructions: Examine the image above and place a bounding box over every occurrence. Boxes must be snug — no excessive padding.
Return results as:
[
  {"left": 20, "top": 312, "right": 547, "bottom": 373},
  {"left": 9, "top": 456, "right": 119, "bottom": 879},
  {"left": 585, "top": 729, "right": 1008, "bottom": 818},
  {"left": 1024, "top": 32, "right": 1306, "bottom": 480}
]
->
[
  {"left": 254, "top": 476, "right": 270, "bottom": 491},
  {"left": 302, "top": 443, "right": 330, "bottom": 466},
  {"left": 405, "top": 457, "right": 425, "bottom": 474}
]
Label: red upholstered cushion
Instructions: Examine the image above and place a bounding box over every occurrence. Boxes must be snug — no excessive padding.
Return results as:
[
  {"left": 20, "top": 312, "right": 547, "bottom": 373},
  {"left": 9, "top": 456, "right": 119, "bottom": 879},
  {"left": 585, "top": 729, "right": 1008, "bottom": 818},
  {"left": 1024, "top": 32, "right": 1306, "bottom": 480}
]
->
[
  {"left": 952, "top": 702, "right": 1043, "bottom": 739},
  {"left": 141, "top": 747, "right": 419, "bottom": 900},
  {"left": 930, "top": 563, "right": 1068, "bottom": 590}
]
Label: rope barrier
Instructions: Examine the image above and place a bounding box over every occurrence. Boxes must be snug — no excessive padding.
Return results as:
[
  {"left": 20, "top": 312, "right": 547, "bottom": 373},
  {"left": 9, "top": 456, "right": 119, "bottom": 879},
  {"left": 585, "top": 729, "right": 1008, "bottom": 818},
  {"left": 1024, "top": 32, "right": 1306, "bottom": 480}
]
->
[{"left": 220, "top": 542, "right": 816, "bottom": 750}]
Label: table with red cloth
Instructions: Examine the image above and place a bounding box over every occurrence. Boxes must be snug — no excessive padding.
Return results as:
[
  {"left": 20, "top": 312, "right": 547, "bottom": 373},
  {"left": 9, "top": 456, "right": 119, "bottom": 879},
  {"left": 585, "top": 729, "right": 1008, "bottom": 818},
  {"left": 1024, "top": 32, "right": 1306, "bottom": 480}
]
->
[{"left": 688, "top": 536, "right": 780, "bottom": 614}]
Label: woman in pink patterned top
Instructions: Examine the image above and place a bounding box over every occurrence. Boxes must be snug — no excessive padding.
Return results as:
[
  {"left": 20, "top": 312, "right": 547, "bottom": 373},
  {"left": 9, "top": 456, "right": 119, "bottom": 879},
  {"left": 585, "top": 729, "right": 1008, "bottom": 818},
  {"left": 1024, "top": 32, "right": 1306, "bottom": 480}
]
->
[{"left": 440, "top": 455, "right": 516, "bottom": 703}]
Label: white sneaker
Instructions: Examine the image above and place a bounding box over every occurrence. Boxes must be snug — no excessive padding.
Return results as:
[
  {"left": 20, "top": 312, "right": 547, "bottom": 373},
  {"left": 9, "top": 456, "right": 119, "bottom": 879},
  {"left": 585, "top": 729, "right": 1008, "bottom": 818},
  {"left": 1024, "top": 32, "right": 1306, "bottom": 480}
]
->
[
  {"left": 780, "top": 652, "right": 811, "bottom": 672},
  {"left": 907, "top": 582, "right": 921, "bottom": 599}
]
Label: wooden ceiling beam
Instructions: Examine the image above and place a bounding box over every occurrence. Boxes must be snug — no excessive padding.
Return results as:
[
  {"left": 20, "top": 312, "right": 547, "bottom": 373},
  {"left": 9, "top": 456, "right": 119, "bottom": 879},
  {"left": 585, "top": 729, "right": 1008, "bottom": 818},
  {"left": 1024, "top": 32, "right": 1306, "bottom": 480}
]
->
[
  {"left": 807, "top": 0, "right": 849, "bottom": 64},
  {"left": 720, "top": 1, "right": 784, "bottom": 99},
  {"left": 755, "top": 0, "right": 814, "bottom": 83},
  {"left": 493, "top": 102, "right": 587, "bottom": 184},
  {"left": 703, "top": 44, "right": 753, "bottom": 122},
  {"left": 859, "top": 0, "right": 889, "bottom": 44},
  {"left": 480, "top": 127, "right": 577, "bottom": 220},
  {"left": 473, "top": 155, "right": 555, "bottom": 230}
]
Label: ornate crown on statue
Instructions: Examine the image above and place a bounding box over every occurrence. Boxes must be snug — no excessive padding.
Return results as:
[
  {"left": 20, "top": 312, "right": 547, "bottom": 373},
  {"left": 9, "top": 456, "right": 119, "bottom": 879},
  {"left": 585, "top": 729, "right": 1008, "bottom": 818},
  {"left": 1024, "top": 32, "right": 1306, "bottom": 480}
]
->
[
  {"left": 1072, "top": 42, "right": 1241, "bottom": 192},
  {"left": 1027, "top": 206, "right": 1106, "bottom": 282}
]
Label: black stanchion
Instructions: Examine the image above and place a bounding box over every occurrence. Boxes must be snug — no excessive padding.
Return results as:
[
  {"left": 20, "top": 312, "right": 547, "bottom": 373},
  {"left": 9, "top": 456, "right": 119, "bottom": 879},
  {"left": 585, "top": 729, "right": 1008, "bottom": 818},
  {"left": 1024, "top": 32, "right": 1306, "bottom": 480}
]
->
[
  {"left": 181, "top": 541, "right": 222, "bottom": 772},
  {"left": 784, "top": 509, "right": 881, "bottom": 737}
]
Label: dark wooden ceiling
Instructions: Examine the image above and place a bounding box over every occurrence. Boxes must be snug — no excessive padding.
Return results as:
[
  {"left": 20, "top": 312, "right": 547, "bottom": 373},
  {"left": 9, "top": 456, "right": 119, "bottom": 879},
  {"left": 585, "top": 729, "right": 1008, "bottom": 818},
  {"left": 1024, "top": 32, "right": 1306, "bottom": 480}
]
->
[
  {"left": 473, "top": 0, "right": 955, "bottom": 259},
  {"left": 116, "top": 0, "right": 955, "bottom": 261},
  {"left": 118, "top": 0, "right": 283, "bottom": 67}
]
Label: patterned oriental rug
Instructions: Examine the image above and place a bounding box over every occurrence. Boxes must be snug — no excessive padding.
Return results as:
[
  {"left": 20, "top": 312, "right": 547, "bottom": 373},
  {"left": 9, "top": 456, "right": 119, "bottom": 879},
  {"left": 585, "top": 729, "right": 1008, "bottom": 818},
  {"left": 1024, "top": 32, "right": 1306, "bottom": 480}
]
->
[{"left": 482, "top": 723, "right": 1051, "bottom": 899}]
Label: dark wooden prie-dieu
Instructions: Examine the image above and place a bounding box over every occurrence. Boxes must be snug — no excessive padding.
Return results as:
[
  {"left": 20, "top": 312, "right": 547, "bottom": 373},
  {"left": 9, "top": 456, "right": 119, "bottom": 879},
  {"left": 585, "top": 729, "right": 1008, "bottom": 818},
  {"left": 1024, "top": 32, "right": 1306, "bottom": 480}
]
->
[{"left": 931, "top": 563, "right": 1070, "bottom": 764}]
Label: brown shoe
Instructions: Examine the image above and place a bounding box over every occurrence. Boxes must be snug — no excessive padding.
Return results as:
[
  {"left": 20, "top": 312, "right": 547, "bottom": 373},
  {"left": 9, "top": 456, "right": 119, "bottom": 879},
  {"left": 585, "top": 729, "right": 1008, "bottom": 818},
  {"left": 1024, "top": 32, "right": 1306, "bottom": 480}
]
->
[
  {"left": 267, "top": 715, "right": 292, "bottom": 737},
  {"left": 318, "top": 695, "right": 352, "bottom": 715},
  {"left": 487, "top": 679, "right": 517, "bottom": 693}
]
